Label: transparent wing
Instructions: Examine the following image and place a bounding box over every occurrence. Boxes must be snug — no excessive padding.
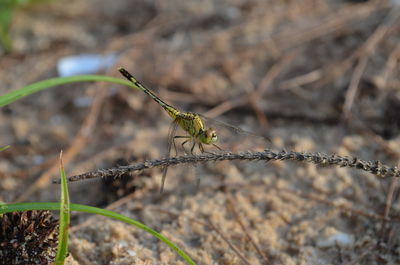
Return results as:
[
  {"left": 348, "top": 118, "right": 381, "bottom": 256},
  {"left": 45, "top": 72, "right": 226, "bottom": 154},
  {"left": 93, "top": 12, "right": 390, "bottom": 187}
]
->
[
  {"left": 199, "top": 114, "right": 269, "bottom": 152},
  {"left": 165, "top": 118, "right": 181, "bottom": 157},
  {"left": 160, "top": 118, "right": 180, "bottom": 193}
]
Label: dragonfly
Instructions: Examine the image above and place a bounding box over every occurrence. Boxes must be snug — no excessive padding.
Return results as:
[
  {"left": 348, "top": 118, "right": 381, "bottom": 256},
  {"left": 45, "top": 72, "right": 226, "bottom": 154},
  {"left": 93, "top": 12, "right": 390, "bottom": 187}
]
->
[{"left": 119, "top": 67, "right": 266, "bottom": 192}]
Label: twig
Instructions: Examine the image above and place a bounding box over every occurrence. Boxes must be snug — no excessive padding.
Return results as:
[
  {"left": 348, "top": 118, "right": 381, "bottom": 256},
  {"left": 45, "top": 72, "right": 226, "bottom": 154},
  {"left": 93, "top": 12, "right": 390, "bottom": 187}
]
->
[
  {"left": 247, "top": 49, "right": 299, "bottom": 129},
  {"left": 54, "top": 149, "right": 400, "bottom": 183},
  {"left": 154, "top": 207, "right": 252, "bottom": 265},
  {"left": 207, "top": 219, "right": 252, "bottom": 265},
  {"left": 268, "top": 1, "right": 386, "bottom": 52},
  {"left": 279, "top": 69, "right": 322, "bottom": 90},
  {"left": 227, "top": 196, "right": 270, "bottom": 264},
  {"left": 15, "top": 83, "right": 107, "bottom": 202},
  {"left": 254, "top": 50, "right": 299, "bottom": 98},
  {"left": 203, "top": 50, "right": 298, "bottom": 123},
  {"left": 203, "top": 96, "right": 247, "bottom": 119},
  {"left": 375, "top": 43, "right": 400, "bottom": 89},
  {"left": 342, "top": 8, "right": 400, "bottom": 121},
  {"left": 379, "top": 177, "right": 398, "bottom": 242},
  {"left": 342, "top": 56, "right": 369, "bottom": 121},
  {"left": 319, "top": 6, "right": 398, "bottom": 89}
]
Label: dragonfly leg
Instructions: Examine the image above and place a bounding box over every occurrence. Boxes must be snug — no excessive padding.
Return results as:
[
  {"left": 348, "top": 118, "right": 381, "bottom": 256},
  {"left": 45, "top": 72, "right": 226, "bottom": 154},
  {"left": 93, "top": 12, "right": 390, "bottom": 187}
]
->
[
  {"left": 181, "top": 138, "right": 191, "bottom": 154},
  {"left": 212, "top": 143, "right": 223, "bottom": 151},
  {"left": 198, "top": 143, "right": 205, "bottom": 153},
  {"left": 172, "top": 137, "right": 178, "bottom": 156},
  {"left": 202, "top": 143, "right": 221, "bottom": 154},
  {"left": 174, "top": 135, "right": 190, "bottom": 156},
  {"left": 190, "top": 142, "right": 197, "bottom": 154}
]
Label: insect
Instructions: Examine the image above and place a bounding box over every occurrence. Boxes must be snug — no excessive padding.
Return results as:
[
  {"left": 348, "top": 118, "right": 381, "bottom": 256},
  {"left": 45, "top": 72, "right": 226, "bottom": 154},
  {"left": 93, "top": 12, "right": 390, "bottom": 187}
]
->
[{"left": 119, "top": 68, "right": 222, "bottom": 192}]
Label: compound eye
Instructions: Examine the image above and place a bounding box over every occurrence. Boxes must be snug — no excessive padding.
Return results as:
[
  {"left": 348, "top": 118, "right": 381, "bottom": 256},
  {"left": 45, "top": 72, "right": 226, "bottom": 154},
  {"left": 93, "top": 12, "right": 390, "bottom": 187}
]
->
[{"left": 209, "top": 130, "right": 217, "bottom": 142}]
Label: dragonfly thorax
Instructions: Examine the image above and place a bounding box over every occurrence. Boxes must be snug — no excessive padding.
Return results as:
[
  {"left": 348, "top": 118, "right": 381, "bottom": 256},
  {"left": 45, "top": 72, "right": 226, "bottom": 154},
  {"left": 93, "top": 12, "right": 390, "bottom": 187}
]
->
[{"left": 199, "top": 128, "right": 218, "bottom": 144}]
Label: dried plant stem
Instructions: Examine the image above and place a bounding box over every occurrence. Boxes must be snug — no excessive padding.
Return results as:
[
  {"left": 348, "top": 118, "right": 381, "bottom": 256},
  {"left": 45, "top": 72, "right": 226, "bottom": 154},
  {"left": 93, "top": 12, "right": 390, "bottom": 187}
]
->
[
  {"left": 227, "top": 196, "right": 270, "bottom": 263},
  {"left": 206, "top": 219, "right": 252, "bottom": 265},
  {"left": 55, "top": 150, "right": 400, "bottom": 183},
  {"left": 16, "top": 86, "right": 106, "bottom": 203}
]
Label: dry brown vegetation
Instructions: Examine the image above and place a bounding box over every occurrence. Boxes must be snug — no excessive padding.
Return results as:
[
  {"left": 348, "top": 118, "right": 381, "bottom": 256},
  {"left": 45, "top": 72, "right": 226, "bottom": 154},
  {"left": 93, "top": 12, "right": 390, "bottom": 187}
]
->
[{"left": 1, "top": 0, "right": 400, "bottom": 264}]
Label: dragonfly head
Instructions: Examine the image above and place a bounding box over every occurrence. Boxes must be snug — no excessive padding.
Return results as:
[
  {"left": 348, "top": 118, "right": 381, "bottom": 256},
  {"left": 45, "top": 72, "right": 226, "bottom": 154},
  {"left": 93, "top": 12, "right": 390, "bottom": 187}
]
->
[{"left": 200, "top": 128, "right": 218, "bottom": 144}]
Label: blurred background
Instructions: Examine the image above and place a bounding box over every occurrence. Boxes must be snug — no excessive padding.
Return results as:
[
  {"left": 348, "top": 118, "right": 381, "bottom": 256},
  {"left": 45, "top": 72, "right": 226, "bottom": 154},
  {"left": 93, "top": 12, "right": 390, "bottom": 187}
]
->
[{"left": 1, "top": 0, "right": 400, "bottom": 264}]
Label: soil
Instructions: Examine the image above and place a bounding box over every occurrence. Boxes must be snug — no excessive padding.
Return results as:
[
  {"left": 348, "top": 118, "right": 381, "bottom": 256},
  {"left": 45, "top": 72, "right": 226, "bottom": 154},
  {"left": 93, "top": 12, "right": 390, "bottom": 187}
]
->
[{"left": 1, "top": 0, "right": 400, "bottom": 264}]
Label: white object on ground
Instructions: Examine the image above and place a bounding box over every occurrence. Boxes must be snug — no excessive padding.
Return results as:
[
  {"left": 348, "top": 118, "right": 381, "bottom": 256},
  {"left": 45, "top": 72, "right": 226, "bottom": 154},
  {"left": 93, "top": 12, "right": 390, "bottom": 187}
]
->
[
  {"left": 317, "top": 228, "right": 355, "bottom": 248},
  {"left": 57, "top": 53, "right": 117, "bottom": 77}
]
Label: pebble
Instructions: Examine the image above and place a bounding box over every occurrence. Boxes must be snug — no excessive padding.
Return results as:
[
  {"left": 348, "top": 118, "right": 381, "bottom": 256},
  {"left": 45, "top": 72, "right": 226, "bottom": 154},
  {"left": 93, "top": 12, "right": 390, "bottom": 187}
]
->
[{"left": 316, "top": 228, "right": 355, "bottom": 248}]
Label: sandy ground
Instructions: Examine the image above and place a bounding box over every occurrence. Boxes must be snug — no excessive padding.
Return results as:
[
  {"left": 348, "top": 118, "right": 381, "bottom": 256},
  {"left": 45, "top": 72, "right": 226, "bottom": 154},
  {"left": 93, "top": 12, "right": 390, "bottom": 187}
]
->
[{"left": 1, "top": 0, "right": 400, "bottom": 264}]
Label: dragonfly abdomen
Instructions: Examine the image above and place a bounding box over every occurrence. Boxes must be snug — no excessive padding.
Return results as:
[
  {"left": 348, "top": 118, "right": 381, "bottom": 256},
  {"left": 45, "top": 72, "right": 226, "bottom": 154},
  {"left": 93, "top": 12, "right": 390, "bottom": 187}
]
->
[{"left": 119, "top": 68, "right": 181, "bottom": 120}]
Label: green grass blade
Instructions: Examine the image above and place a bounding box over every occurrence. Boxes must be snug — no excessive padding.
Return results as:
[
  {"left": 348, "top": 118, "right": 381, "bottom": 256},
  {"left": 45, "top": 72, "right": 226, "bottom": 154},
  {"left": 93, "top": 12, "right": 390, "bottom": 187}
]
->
[
  {"left": 0, "top": 145, "right": 10, "bottom": 152},
  {"left": 0, "top": 0, "right": 59, "bottom": 52},
  {"left": 0, "top": 202, "right": 196, "bottom": 265},
  {"left": 0, "top": 26, "right": 12, "bottom": 53},
  {"left": 55, "top": 152, "right": 70, "bottom": 264},
  {"left": 0, "top": 75, "right": 139, "bottom": 107},
  {"left": 0, "top": 1, "right": 15, "bottom": 53}
]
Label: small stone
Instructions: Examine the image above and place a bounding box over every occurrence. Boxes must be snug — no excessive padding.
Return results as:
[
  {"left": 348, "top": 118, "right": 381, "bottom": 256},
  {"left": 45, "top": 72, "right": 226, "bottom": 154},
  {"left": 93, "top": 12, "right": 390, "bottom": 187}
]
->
[{"left": 316, "top": 227, "right": 354, "bottom": 248}]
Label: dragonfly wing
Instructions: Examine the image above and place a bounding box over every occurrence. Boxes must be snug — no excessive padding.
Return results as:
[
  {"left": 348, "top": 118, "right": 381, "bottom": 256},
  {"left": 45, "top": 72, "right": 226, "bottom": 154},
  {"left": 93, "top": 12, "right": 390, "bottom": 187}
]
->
[
  {"left": 166, "top": 118, "right": 181, "bottom": 157},
  {"left": 160, "top": 118, "right": 180, "bottom": 193},
  {"left": 198, "top": 114, "right": 270, "bottom": 150}
]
